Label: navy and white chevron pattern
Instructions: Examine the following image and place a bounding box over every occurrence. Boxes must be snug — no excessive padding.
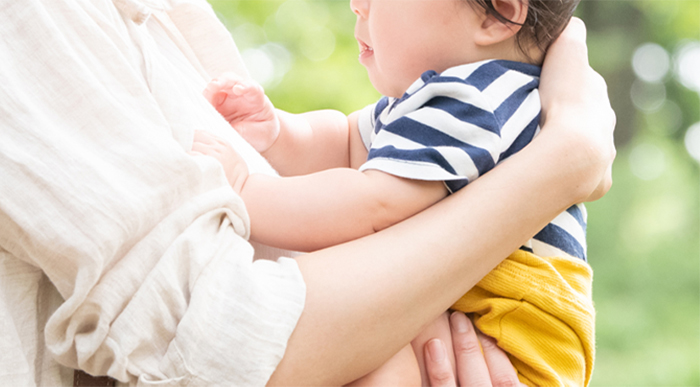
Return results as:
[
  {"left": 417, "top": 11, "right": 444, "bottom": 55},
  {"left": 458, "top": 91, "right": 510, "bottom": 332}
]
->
[{"left": 358, "top": 60, "right": 588, "bottom": 261}]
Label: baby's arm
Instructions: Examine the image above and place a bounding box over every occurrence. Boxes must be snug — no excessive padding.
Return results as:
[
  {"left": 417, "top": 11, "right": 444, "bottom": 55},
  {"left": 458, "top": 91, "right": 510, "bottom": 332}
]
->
[
  {"left": 205, "top": 74, "right": 359, "bottom": 176},
  {"left": 262, "top": 110, "right": 363, "bottom": 176},
  {"left": 190, "top": 128, "right": 435, "bottom": 252},
  {"left": 190, "top": 128, "right": 444, "bottom": 251},
  {"left": 240, "top": 168, "right": 447, "bottom": 252}
]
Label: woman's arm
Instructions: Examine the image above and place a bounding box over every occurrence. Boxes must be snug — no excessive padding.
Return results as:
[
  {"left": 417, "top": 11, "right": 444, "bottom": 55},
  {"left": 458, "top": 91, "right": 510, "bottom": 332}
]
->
[{"left": 267, "top": 18, "right": 615, "bottom": 386}]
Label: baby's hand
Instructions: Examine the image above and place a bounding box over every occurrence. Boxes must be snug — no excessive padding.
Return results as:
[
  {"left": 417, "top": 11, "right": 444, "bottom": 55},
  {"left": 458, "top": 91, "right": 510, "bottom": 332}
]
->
[
  {"left": 190, "top": 130, "right": 249, "bottom": 194},
  {"left": 204, "top": 73, "right": 280, "bottom": 153}
]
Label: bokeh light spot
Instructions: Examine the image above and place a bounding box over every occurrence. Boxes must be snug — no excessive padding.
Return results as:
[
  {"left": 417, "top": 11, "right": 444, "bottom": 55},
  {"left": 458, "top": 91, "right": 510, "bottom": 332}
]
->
[
  {"left": 232, "top": 23, "right": 267, "bottom": 50},
  {"left": 628, "top": 142, "right": 667, "bottom": 180},
  {"left": 675, "top": 41, "right": 700, "bottom": 92},
  {"left": 301, "top": 27, "right": 336, "bottom": 62},
  {"left": 630, "top": 79, "right": 667, "bottom": 113},
  {"left": 241, "top": 48, "right": 275, "bottom": 87},
  {"left": 684, "top": 122, "right": 700, "bottom": 162},
  {"left": 646, "top": 100, "right": 683, "bottom": 136},
  {"left": 632, "top": 43, "right": 670, "bottom": 83}
]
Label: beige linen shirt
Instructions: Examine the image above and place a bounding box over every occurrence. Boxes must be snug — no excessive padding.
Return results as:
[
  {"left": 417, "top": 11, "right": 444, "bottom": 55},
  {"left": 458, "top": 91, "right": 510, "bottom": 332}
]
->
[{"left": 0, "top": 0, "right": 306, "bottom": 385}]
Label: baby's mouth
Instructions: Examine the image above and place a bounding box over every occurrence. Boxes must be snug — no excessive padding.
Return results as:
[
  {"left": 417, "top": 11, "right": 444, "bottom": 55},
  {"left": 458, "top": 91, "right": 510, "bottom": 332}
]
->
[{"left": 358, "top": 41, "right": 374, "bottom": 59}]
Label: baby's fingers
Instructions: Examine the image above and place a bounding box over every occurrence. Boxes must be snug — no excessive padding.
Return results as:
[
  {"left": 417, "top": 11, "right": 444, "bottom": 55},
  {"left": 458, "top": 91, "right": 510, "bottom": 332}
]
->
[
  {"left": 203, "top": 80, "right": 229, "bottom": 107},
  {"left": 191, "top": 130, "right": 230, "bottom": 157},
  {"left": 230, "top": 81, "right": 266, "bottom": 103},
  {"left": 191, "top": 141, "right": 217, "bottom": 158},
  {"left": 204, "top": 73, "right": 246, "bottom": 103},
  {"left": 192, "top": 129, "right": 219, "bottom": 145}
]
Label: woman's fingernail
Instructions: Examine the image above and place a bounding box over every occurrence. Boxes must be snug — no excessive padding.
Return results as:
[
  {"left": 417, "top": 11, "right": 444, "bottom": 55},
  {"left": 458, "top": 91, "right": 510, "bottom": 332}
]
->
[
  {"left": 451, "top": 312, "right": 469, "bottom": 333},
  {"left": 428, "top": 339, "right": 446, "bottom": 362}
]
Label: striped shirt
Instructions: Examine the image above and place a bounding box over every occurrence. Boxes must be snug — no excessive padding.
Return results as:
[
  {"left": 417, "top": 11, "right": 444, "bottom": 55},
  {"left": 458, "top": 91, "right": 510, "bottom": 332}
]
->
[{"left": 358, "top": 60, "right": 588, "bottom": 261}]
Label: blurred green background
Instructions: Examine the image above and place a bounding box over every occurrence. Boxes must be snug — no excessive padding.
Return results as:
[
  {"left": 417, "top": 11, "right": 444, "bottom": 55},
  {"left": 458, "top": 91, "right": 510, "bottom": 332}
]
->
[{"left": 208, "top": 0, "right": 700, "bottom": 385}]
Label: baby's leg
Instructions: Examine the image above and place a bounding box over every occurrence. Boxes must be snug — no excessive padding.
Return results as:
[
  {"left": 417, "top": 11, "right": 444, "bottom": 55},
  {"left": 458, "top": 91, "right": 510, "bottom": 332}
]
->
[
  {"left": 411, "top": 311, "right": 456, "bottom": 385},
  {"left": 346, "top": 344, "right": 421, "bottom": 387}
]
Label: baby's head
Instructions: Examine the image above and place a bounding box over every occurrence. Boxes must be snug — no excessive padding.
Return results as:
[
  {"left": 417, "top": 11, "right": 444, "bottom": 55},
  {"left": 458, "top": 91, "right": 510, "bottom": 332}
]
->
[
  {"left": 471, "top": 0, "right": 581, "bottom": 64},
  {"left": 352, "top": 0, "right": 580, "bottom": 98}
]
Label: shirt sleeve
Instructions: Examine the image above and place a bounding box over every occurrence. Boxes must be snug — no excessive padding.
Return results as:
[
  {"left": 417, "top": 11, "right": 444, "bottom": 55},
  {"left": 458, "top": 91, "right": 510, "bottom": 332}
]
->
[
  {"left": 0, "top": 1, "right": 305, "bottom": 386},
  {"left": 356, "top": 96, "right": 391, "bottom": 151},
  {"left": 358, "top": 81, "right": 501, "bottom": 193}
]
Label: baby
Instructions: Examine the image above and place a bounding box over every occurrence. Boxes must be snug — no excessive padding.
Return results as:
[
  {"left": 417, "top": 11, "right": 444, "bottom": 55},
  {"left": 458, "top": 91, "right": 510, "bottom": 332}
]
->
[{"left": 193, "top": 0, "right": 594, "bottom": 385}]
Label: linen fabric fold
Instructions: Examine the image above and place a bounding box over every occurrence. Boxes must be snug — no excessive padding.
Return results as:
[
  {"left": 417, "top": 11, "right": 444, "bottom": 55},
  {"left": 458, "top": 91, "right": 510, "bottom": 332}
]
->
[{"left": 0, "top": 0, "right": 305, "bottom": 385}]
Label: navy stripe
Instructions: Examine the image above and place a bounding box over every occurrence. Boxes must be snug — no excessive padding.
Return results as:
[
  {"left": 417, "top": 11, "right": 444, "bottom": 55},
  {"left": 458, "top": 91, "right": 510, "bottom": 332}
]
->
[
  {"left": 421, "top": 70, "right": 439, "bottom": 82},
  {"left": 424, "top": 96, "right": 500, "bottom": 135},
  {"left": 422, "top": 75, "right": 470, "bottom": 85},
  {"left": 466, "top": 62, "right": 510, "bottom": 91},
  {"left": 459, "top": 142, "right": 496, "bottom": 178},
  {"left": 378, "top": 117, "right": 497, "bottom": 176},
  {"left": 374, "top": 97, "right": 390, "bottom": 124},
  {"left": 381, "top": 116, "right": 461, "bottom": 148},
  {"left": 368, "top": 146, "right": 458, "bottom": 175},
  {"left": 445, "top": 179, "right": 468, "bottom": 193},
  {"left": 493, "top": 79, "right": 539, "bottom": 126},
  {"left": 533, "top": 223, "right": 587, "bottom": 261},
  {"left": 566, "top": 205, "right": 587, "bottom": 231},
  {"left": 490, "top": 60, "right": 542, "bottom": 78},
  {"left": 499, "top": 115, "right": 539, "bottom": 161}
]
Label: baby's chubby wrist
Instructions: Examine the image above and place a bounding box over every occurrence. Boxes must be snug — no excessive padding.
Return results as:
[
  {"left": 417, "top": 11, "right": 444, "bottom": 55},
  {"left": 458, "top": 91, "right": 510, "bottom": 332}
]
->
[{"left": 249, "top": 111, "right": 281, "bottom": 154}]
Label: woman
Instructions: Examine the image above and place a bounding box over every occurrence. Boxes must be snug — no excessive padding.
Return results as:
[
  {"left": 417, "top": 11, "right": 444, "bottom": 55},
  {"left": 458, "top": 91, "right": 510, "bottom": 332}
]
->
[{"left": 0, "top": 0, "right": 613, "bottom": 385}]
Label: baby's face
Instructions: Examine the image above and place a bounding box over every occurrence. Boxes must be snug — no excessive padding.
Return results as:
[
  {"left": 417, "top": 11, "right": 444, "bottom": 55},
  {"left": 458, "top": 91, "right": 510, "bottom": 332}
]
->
[{"left": 351, "top": 0, "right": 482, "bottom": 98}]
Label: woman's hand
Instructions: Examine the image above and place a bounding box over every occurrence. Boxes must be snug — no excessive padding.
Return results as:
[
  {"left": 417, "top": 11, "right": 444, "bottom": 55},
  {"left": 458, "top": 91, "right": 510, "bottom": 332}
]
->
[
  {"left": 539, "top": 17, "right": 616, "bottom": 202},
  {"left": 424, "top": 312, "right": 525, "bottom": 387}
]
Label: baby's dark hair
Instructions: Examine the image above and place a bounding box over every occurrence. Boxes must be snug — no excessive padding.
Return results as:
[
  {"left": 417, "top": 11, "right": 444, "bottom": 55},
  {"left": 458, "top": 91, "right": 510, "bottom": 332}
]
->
[{"left": 472, "top": 0, "right": 580, "bottom": 60}]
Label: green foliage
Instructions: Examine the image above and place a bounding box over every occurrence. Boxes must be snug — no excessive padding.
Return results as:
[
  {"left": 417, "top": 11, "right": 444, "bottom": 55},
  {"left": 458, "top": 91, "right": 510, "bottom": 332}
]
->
[
  {"left": 208, "top": 0, "right": 379, "bottom": 113},
  {"left": 208, "top": 1, "right": 700, "bottom": 384}
]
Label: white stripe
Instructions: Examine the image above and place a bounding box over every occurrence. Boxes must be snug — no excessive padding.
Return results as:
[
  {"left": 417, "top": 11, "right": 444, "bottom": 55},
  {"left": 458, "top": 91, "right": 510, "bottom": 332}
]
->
[
  {"left": 404, "top": 60, "right": 492, "bottom": 96},
  {"left": 370, "top": 125, "right": 480, "bottom": 182},
  {"left": 441, "top": 60, "right": 492, "bottom": 79},
  {"left": 550, "top": 211, "right": 587, "bottom": 255},
  {"left": 377, "top": 98, "right": 396, "bottom": 128},
  {"left": 499, "top": 90, "right": 540, "bottom": 154},
  {"left": 529, "top": 238, "right": 580, "bottom": 260},
  {"left": 406, "top": 107, "right": 501, "bottom": 162},
  {"left": 434, "top": 146, "right": 480, "bottom": 181},
  {"left": 404, "top": 75, "right": 427, "bottom": 95},
  {"left": 386, "top": 82, "right": 491, "bottom": 124},
  {"left": 357, "top": 103, "right": 377, "bottom": 151},
  {"left": 578, "top": 203, "right": 588, "bottom": 221},
  {"left": 370, "top": 129, "right": 425, "bottom": 151},
  {"left": 359, "top": 157, "right": 460, "bottom": 181},
  {"left": 482, "top": 70, "right": 537, "bottom": 108}
]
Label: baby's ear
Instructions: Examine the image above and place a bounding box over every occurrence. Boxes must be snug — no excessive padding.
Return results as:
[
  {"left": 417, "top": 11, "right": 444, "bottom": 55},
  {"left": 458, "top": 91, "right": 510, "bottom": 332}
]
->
[{"left": 474, "top": 0, "right": 528, "bottom": 46}]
